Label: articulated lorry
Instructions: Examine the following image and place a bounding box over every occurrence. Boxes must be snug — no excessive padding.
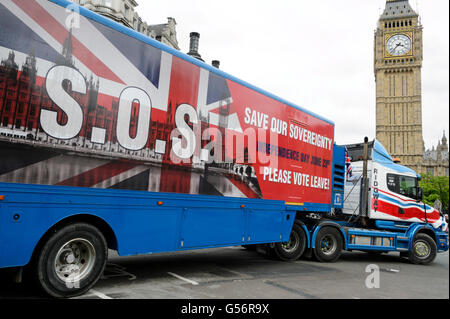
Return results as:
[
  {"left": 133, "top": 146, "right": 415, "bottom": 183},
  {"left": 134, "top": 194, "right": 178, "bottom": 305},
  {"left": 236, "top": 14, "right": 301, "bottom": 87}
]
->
[{"left": 0, "top": 0, "right": 447, "bottom": 298}]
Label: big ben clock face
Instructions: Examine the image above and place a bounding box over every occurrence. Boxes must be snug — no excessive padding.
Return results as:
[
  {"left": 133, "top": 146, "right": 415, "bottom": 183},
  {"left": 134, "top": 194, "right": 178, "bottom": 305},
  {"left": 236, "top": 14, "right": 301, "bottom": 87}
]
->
[{"left": 386, "top": 34, "right": 412, "bottom": 56}]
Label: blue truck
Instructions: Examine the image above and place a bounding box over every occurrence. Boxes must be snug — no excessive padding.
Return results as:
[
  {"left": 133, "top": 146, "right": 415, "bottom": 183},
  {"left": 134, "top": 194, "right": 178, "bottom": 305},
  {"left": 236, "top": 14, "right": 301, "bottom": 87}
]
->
[
  {"left": 263, "top": 139, "right": 448, "bottom": 264},
  {"left": 0, "top": 0, "right": 447, "bottom": 298}
]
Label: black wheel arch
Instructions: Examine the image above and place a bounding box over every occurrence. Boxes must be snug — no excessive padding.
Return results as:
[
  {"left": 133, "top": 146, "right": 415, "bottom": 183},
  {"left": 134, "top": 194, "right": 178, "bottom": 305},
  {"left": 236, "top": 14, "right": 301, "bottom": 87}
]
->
[{"left": 407, "top": 224, "right": 438, "bottom": 252}]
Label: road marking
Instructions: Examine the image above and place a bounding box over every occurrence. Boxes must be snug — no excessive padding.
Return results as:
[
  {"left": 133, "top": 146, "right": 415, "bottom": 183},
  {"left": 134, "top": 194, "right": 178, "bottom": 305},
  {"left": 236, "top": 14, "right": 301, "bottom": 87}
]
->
[
  {"left": 382, "top": 268, "right": 400, "bottom": 273},
  {"left": 167, "top": 272, "right": 199, "bottom": 285},
  {"left": 90, "top": 289, "right": 113, "bottom": 299},
  {"left": 217, "top": 267, "right": 246, "bottom": 277},
  {"left": 102, "top": 263, "right": 137, "bottom": 281}
]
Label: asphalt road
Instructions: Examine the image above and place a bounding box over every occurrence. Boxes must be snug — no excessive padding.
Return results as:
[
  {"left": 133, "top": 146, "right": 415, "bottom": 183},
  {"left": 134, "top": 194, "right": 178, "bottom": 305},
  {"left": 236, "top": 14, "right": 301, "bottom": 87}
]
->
[{"left": 0, "top": 247, "right": 448, "bottom": 300}]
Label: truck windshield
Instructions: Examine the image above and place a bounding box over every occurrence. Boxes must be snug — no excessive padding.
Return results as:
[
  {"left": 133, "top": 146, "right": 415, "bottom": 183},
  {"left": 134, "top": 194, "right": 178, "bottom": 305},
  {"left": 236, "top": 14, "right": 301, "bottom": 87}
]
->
[{"left": 387, "top": 174, "right": 417, "bottom": 200}]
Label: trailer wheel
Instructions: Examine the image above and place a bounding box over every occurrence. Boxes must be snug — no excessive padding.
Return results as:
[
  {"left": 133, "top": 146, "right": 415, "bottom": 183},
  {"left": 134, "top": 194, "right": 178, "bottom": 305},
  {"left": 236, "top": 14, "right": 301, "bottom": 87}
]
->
[
  {"left": 34, "top": 223, "right": 107, "bottom": 298},
  {"left": 273, "top": 223, "right": 307, "bottom": 261},
  {"left": 408, "top": 233, "right": 437, "bottom": 265},
  {"left": 314, "top": 227, "right": 342, "bottom": 263}
]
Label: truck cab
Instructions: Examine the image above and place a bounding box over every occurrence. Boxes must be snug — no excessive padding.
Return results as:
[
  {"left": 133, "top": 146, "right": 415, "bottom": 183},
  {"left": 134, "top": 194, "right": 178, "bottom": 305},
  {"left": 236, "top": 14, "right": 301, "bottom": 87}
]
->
[
  {"left": 332, "top": 139, "right": 448, "bottom": 263},
  {"left": 342, "top": 139, "right": 446, "bottom": 229},
  {"left": 275, "top": 139, "right": 448, "bottom": 265}
]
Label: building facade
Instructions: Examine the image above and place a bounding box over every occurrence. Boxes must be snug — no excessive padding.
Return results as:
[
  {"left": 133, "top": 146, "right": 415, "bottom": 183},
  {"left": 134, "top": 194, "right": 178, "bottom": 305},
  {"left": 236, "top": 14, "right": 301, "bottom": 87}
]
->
[
  {"left": 423, "top": 132, "right": 449, "bottom": 177},
  {"left": 72, "top": 0, "right": 180, "bottom": 50}
]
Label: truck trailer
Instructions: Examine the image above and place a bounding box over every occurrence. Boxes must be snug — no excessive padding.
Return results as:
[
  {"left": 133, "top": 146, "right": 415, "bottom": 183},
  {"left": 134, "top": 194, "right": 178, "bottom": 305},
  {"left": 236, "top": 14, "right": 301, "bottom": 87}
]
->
[{"left": 0, "top": 0, "right": 448, "bottom": 298}]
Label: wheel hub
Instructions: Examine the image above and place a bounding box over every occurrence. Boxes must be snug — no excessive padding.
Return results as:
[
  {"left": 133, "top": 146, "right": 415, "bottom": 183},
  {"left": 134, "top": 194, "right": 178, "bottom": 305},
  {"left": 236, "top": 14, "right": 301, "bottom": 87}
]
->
[
  {"left": 320, "top": 235, "right": 336, "bottom": 255},
  {"left": 281, "top": 232, "right": 299, "bottom": 253},
  {"left": 60, "top": 250, "right": 76, "bottom": 264},
  {"left": 414, "top": 241, "right": 430, "bottom": 258},
  {"left": 54, "top": 238, "right": 96, "bottom": 283}
]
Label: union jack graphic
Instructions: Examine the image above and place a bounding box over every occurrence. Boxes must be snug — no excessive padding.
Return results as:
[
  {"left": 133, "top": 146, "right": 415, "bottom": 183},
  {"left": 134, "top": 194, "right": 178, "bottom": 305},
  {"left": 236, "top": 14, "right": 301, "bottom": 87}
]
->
[
  {"left": 345, "top": 147, "right": 352, "bottom": 181},
  {"left": 0, "top": 0, "right": 261, "bottom": 198}
]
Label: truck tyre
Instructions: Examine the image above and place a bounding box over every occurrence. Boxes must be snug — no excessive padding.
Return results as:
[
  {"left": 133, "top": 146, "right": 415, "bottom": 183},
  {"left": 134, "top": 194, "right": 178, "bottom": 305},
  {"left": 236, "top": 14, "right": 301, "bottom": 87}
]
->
[
  {"left": 313, "top": 227, "right": 343, "bottom": 263},
  {"left": 408, "top": 233, "right": 437, "bottom": 265},
  {"left": 34, "top": 223, "right": 107, "bottom": 298},
  {"left": 273, "top": 223, "right": 307, "bottom": 261}
]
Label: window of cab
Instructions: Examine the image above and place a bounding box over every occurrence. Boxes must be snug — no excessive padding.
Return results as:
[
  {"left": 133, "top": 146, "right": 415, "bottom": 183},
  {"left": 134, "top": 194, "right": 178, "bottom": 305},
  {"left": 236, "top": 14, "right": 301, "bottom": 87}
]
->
[{"left": 386, "top": 173, "right": 418, "bottom": 199}]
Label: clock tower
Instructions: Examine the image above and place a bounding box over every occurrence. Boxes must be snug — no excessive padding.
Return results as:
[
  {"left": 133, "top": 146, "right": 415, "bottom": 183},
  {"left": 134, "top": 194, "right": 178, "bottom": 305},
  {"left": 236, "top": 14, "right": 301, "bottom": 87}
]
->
[{"left": 374, "top": 0, "right": 424, "bottom": 172}]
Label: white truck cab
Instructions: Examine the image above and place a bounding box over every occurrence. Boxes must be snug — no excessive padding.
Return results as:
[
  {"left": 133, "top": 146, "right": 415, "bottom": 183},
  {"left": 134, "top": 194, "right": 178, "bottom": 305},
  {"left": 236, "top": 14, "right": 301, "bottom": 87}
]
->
[
  {"left": 344, "top": 140, "right": 445, "bottom": 230},
  {"left": 281, "top": 139, "right": 449, "bottom": 265}
]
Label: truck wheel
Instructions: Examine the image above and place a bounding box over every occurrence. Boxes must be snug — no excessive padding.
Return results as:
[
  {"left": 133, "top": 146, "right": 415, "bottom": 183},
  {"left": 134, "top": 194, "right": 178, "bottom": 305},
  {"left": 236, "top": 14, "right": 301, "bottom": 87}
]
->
[
  {"left": 314, "top": 227, "right": 342, "bottom": 263},
  {"left": 408, "top": 233, "right": 437, "bottom": 265},
  {"left": 34, "top": 223, "right": 107, "bottom": 298},
  {"left": 273, "top": 223, "right": 307, "bottom": 261}
]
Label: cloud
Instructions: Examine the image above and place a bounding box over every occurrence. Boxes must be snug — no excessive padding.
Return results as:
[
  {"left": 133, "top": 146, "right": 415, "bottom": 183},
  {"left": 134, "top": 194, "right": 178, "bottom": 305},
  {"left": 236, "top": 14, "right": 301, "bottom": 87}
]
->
[{"left": 137, "top": 0, "right": 449, "bottom": 147}]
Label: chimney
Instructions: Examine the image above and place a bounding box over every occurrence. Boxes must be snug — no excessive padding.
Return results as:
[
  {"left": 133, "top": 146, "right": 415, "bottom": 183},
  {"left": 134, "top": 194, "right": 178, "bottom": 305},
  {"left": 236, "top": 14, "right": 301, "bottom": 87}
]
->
[
  {"left": 187, "top": 32, "right": 204, "bottom": 61},
  {"left": 212, "top": 60, "right": 220, "bottom": 69}
]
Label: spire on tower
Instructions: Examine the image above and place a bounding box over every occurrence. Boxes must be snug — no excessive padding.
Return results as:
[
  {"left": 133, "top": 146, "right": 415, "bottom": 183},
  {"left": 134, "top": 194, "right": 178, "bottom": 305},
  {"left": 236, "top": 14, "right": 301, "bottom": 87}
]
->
[
  {"left": 381, "top": 0, "right": 417, "bottom": 19},
  {"left": 442, "top": 131, "right": 448, "bottom": 146},
  {"left": 55, "top": 27, "right": 75, "bottom": 68}
]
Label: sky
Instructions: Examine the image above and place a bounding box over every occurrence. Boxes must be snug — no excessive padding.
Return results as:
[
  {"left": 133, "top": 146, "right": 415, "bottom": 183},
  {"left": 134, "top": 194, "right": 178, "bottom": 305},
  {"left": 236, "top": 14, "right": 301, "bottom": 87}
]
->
[{"left": 136, "top": 0, "right": 449, "bottom": 149}]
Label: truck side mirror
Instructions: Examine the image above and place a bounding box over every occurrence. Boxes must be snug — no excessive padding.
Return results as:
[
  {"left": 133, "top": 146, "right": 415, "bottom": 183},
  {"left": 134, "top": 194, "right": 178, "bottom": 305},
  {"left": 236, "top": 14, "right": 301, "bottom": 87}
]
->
[{"left": 416, "top": 187, "right": 423, "bottom": 202}]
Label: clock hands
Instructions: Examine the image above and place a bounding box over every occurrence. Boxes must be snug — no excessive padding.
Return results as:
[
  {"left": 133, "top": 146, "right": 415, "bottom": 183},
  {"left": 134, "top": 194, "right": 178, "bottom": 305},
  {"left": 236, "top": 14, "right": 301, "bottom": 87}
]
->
[
  {"left": 393, "top": 42, "right": 406, "bottom": 53},
  {"left": 387, "top": 34, "right": 410, "bottom": 55}
]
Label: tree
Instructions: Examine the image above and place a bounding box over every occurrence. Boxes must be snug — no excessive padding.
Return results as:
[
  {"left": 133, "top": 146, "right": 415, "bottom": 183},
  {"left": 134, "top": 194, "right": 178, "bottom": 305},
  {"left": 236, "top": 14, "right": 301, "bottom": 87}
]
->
[{"left": 419, "top": 173, "right": 449, "bottom": 214}]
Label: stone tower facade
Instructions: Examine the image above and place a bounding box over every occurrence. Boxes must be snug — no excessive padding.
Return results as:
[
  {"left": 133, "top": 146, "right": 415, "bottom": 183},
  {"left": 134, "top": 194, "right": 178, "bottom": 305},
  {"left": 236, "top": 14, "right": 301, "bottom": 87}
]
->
[{"left": 374, "top": 0, "right": 423, "bottom": 172}]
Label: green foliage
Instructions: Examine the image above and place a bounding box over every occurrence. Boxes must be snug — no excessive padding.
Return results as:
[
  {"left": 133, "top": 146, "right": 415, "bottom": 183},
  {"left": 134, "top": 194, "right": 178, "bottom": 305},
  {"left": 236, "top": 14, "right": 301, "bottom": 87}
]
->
[{"left": 419, "top": 173, "right": 449, "bottom": 213}]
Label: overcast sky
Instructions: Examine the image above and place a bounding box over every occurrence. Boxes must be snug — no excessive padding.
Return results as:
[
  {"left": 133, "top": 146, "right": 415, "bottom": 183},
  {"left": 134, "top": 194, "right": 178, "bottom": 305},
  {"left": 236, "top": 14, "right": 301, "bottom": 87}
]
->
[{"left": 137, "top": 0, "right": 449, "bottom": 149}]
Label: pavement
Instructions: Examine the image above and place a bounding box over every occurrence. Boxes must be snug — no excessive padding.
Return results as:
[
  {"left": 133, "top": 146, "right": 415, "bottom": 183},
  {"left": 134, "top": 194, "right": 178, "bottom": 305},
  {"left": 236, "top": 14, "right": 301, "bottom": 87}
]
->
[{"left": 1, "top": 246, "right": 447, "bottom": 300}]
